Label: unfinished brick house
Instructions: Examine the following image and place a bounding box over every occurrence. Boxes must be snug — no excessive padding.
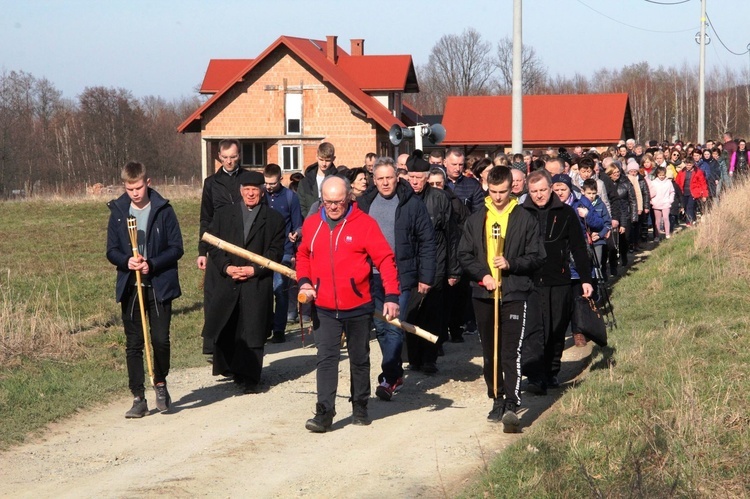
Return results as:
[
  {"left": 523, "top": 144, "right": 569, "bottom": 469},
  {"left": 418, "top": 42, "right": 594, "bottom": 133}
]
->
[{"left": 178, "top": 35, "right": 420, "bottom": 179}]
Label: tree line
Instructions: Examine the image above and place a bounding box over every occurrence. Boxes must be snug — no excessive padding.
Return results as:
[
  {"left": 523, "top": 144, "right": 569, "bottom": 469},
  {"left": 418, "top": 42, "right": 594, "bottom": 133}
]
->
[
  {"left": 409, "top": 28, "right": 750, "bottom": 146},
  {"left": 0, "top": 70, "right": 201, "bottom": 198},
  {"left": 4, "top": 29, "right": 750, "bottom": 197}
]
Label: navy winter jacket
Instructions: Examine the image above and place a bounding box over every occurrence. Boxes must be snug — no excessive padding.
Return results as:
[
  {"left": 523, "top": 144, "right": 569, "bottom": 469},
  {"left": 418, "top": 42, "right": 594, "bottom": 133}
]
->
[
  {"left": 106, "top": 189, "right": 184, "bottom": 303},
  {"left": 357, "top": 179, "right": 437, "bottom": 290}
]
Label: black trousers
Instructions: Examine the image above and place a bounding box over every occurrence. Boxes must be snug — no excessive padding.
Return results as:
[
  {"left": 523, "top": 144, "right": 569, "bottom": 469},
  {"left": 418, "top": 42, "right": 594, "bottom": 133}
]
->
[
  {"left": 473, "top": 298, "right": 527, "bottom": 406},
  {"left": 446, "top": 276, "right": 473, "bottom": 340},
  {"left": 535, "top": 284, "right": 572, "bottom": 381},
  {"left": 405, "top": 281, "right": 445, "bottom": 367},
  {"left": 313, "top": 312, "right": 371, "bottom": 412},
  {"left": 121, "top": 286, "right": 171, "bottom": 398},
  {"left": 212, "top": 304, "right": 264, "bottom": 384}
]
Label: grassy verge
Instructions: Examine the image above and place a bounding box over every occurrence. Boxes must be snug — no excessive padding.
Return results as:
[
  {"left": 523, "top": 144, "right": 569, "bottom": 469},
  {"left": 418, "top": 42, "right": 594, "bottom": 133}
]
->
[
  {"left": 467, "top": 186, "right": 750, "bottom": 496},
  {"left": 0, "top": 191, "right": 206, "bottom": 448}
]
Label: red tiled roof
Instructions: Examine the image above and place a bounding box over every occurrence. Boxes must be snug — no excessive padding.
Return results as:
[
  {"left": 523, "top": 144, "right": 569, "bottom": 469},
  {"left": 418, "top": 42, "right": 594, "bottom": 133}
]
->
[
  {"left": 199, "top": 59, "right": 253, "bottom": 94},
  {"left": 441, "top": 94, "right": 632, "bottom": 145},
  {"left": 179, "top": 36, "right": 414, "bottom": 133},
  {"left": 338, "top": 55, "right": 418, "bottom": 92}
]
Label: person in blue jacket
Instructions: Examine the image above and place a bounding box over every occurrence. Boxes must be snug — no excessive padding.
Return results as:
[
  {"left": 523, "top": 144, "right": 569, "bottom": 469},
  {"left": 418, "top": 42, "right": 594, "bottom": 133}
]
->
[{"left": 106, "top": 162, "right": 184, "bottom": 419}]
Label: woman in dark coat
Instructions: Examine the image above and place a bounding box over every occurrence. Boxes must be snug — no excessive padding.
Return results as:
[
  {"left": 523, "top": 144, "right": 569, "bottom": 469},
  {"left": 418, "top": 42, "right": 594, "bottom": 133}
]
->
[{"left": 605, "top": 161, "right": 637, "bottom": 275}]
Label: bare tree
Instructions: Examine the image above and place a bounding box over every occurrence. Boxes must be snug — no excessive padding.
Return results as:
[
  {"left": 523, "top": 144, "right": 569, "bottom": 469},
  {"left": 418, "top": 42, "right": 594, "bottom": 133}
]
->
[
  {"left": 415, "top": 28, "right": 495, "bottom": 113},
  {"left": 494, "top": 37, "right": 547, "bottom": 94}
]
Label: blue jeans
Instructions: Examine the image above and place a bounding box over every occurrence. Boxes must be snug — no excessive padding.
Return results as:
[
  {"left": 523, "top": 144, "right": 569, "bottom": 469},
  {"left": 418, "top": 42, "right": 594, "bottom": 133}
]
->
[
  {"left": 272, "top": 255, "right": 293, "bottom": 333},
  {"left": 682, "top": 195, "right": 696, "bottom": 223},
  {"left": 371, "top": 273, "right": 410, "bottom": 384}
]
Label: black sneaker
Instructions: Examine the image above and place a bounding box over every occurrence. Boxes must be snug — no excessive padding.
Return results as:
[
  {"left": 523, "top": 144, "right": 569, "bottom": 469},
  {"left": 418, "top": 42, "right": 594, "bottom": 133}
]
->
[
  {"left": 525, "top": 379, "right": 547, "bottom": 396},
  {"left": 422, "top": 362, "right": 438, "bottom": 374},
  {"left": 487, "top": 398, "right": 504, "bottom": 423},
  {"left": 271, "top": 331, "right": 286, "bottom": 343},
  {"left": 546, "top": 375, "right": 560, "bottom": 389},
  {"left": 501, "top": 403, "right": 521, "bottom": 433},
  {"left": 125, "top": 397, "right": 148, "bottom": 419},
  {"left": 351, "top": 402, "right": 371, "bottom": 426},
  {"left": 154, "top": 382, "right": 171, "bottom": 412},
  {"left": 305, "top": 403, "right": 335, "bottom": 433},
  {"left": 243, "top": 382, "right": 261, "bottom": 394}
]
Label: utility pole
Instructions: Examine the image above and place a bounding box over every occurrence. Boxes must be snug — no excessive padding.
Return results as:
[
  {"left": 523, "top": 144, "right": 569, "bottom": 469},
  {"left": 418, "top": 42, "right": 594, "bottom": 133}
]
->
[
  {"left": 511, "top": 0, "right": 523, "bottom": 153},
  {"left": 697, "top": 0, "right": 706, "bottom": 144}
]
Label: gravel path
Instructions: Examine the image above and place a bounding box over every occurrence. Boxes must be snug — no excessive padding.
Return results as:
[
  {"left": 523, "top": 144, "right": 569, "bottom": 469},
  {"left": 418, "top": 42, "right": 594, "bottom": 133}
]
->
[{"left": 0, "top": 329, "right": 591, "bottom": 498}]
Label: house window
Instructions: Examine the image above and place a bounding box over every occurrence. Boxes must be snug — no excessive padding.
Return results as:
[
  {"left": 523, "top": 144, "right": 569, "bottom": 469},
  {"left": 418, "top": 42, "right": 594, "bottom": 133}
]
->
[
  {"left": 286, "top": 93, "right": 302, "bottom": 135},
  {"left": 241, "top": 142, "right": 265, "bottom": 166},
  {"left": 280, "top": 145, "right": 302, "bottom": 171}
]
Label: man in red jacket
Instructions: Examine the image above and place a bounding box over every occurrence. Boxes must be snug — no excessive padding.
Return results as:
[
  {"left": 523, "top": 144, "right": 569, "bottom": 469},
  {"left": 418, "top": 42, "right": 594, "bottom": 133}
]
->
[{"left": 296, "top": 176, "right": 400, "bottom": 433}]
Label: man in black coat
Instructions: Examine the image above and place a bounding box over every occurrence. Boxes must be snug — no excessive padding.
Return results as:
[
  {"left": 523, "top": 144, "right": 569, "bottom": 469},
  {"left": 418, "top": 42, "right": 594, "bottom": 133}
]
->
[
  {"left": 205, "top": 170, "right": 286, "bottom": 394},
  {"left": 357, "top": 157, "right": 436, "bottom": 401},
  {"left": 522, "top": 170, "right": 593, "bottom": 395},
  {"left": 458, "top": 165, "right": 545, "bottom": 432},
  {"left": 405, "top": 156, "right": 460, "bottom": 373},
  {"left": 198, "top": 139, "right": 243, "bottom": 355}
]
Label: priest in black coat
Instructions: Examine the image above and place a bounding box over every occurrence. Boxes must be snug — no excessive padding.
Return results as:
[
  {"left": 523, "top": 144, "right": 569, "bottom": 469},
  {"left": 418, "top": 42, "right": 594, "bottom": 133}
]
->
[{"left": 205, "top": 170, "right": 286, "bottom": 393}]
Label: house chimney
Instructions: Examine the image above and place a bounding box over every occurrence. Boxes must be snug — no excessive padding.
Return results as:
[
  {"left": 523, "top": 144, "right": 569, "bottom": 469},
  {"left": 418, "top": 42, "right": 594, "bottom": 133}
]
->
[
  {"left": 326, "top": 35, "right": 338, "bottom": 64},
  {"left": 351, "top": 39, "right": 364, "bottom": 56}
]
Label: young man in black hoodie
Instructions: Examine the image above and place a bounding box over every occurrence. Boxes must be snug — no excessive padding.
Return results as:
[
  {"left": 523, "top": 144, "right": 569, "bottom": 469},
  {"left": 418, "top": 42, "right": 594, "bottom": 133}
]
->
[
  {"left": 297, "top": 142, "right": 337, "bottom": 217},
  {"left": 522, "top": 169, "right": 594, "bottom": 395}
]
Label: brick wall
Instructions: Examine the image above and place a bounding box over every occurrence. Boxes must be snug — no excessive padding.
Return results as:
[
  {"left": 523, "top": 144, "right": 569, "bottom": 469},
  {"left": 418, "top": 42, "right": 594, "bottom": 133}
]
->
[{"left": 202, "top": 46, "right": 382, "bottom": 172}]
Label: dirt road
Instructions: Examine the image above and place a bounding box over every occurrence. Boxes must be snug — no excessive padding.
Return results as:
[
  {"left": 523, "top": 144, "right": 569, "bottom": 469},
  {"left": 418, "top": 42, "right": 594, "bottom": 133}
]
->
[{"left": 0, "top": 331, "right": 590, "bottom": 498}]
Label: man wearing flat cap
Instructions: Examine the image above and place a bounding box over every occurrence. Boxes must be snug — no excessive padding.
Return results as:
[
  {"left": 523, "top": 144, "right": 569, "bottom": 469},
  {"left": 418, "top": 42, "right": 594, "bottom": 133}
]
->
[{"left": 204, "top": 169, "right": 286, "bottom": 394}]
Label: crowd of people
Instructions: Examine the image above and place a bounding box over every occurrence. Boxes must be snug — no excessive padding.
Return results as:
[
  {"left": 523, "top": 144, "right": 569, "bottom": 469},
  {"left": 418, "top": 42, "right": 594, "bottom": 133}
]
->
[{"left": 106, "top": 133, "right": 749, "bottom": 432}]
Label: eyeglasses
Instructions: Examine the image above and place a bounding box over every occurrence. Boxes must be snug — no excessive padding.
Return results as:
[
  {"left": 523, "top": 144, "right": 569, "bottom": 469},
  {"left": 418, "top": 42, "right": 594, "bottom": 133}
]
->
[{"left": 321, "top": 199, "right": 347, "bottom": 208}]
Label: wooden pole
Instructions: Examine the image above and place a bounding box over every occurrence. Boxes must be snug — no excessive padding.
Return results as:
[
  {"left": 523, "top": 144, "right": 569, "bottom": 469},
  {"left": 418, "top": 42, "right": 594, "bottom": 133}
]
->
[
  {"left": 203, "top": 232, "right": 439, "bottom": 344},
  {"left": 127, "top": 216, "right": 154, "bottom": 386}
]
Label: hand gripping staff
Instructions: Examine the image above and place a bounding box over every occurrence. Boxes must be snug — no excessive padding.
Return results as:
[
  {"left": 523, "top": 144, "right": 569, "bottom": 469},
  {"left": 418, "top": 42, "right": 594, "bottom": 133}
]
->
[
  {"left": 491, "top": 222, "right": 502, "bottom": 399},
  {"left": 201, "top": 232, "right": 438, "bottom": 344},
  {"left": 127, "top": 216, "right": 155, "bottom": 386}
]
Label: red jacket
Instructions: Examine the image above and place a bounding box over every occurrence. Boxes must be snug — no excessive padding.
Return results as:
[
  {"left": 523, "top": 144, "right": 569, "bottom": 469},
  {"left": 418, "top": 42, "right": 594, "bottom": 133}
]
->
[
  {"left": 296, "top": 203, "right": 399, "bottom": 317},
  {"left": 675, "top": 167, "right": 709, "bottom": 200}
]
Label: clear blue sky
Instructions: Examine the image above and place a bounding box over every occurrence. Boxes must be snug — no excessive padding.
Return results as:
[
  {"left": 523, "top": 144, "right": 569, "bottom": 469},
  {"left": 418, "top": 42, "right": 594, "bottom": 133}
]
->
[{"left": 3, "top": 0, "right": 750, "bottom": 101}]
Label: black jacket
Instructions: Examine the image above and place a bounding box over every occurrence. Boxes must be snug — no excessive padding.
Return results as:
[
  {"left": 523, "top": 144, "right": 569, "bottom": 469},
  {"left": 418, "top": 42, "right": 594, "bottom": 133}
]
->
[
  {"left": 297, "top": 162, "right": 337, "bottom": 217},
  {"left": 198, "top": 168, "right": 242, "bottom": 257},
  {"left": 522, "top": 194, "right": 593, "bottom": 287},
  {"left": 610, "top": 172, "right": 638, "bottom": 227},
  {"left": 447, "top": 174, "right": 486, "bottom": 214},
  {"left": 415, "top": 184, "right": 460, "bottom": 281},
  {"left": 358, "top": 179, "right": 437, "bottom": 290},
  {"left": 458, "top": 203, "right": 546, "bottom": 301},
  {"left": 204, "top": 202, "right": 286, "bottom": 348},
  {"left": 106, "top": 189, "right": 183, "bottom": 303}
]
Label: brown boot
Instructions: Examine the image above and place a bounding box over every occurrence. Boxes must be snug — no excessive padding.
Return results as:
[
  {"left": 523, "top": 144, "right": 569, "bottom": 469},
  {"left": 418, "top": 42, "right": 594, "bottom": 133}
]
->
[{"left": 573, "top": 332, "right": 588, "bottom": 347}]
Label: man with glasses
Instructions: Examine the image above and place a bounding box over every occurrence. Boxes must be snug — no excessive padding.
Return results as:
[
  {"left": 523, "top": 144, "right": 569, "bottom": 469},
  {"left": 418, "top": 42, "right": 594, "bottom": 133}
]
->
[
  {"left": 198, "top": 139, "right": 244, "bottom": 357},
  {"left": 297, "top": 176, "right": 400, "bottom": 432},
  {"left": 263, "top": 163, "right": 303, "bottom": 343}
]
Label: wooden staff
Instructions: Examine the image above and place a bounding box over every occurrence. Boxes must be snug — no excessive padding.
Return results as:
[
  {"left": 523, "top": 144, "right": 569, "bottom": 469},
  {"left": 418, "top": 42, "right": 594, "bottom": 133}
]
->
[
  {"left": 202, "top": 232, "right": 439, "bottom": 344},
  {"left": 491, "top": 222, "right": 502, "bottom": 399},
  {"left": 127, "top": 216, "right": 154, "bottom": 386}
]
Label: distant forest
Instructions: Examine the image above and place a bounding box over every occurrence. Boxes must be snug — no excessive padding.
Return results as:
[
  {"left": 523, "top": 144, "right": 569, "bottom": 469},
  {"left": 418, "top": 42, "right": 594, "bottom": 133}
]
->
[
  {"left": 0, "top": 70, "right": 202, "bottom": 197},
  {"left": 4, "top": 30, "right": 750, "bottom": 197}
]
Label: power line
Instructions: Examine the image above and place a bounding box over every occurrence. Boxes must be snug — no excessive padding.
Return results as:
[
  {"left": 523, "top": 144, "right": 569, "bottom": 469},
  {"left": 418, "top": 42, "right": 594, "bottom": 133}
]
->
[
  {"left": 644, "top": 0, "right": 692, "bottom": 5},
  {"left": 576, "top": 0, "right": 696, "bottom": 33},
  {"left": 705, "top": 12, "right": 750, "bottom": 56}
]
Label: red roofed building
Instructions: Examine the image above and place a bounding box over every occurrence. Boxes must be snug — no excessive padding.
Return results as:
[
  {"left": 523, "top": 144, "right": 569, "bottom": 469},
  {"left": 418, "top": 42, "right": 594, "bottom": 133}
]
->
[
  {"left": 440, "top": 93, "right": 634, "bottom": 154},
  {"left": 179, "top": 35, "right": 420, "bottom": 179}
]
